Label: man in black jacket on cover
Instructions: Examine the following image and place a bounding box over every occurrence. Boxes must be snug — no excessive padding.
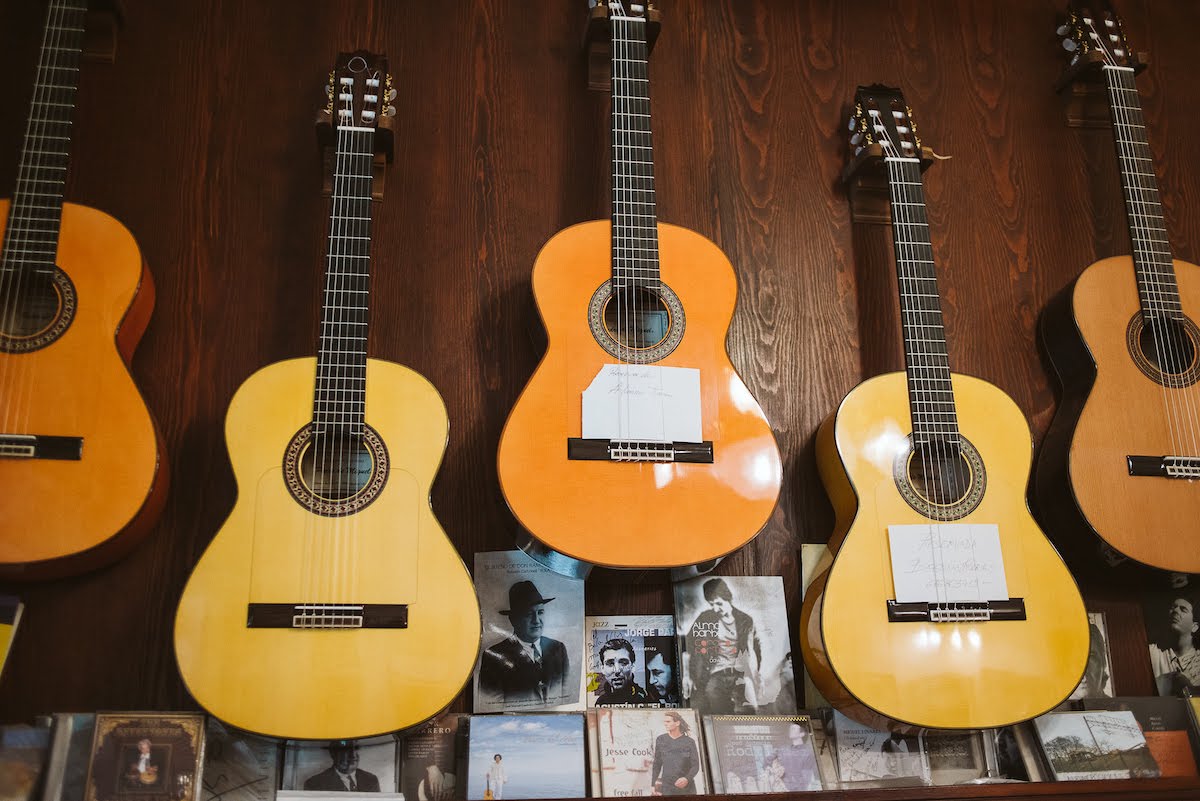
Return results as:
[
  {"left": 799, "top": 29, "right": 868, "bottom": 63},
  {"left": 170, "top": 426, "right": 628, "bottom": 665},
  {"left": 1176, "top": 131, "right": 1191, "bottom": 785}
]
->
[
  {"left": 684, "top": 577, "right": 761, "bottom": 714},
  {"left": 479, "top": 581, "right": 570, "bottom": 706},
  {"left": 303, "top": 742, "right": 382, "bottom": 792}
]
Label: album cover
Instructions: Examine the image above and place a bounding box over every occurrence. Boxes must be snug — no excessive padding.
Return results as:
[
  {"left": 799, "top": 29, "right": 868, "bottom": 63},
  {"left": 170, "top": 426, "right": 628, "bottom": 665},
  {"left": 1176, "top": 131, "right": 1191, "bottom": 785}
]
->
[
  {"left": 280, "top": 736, "right": 397, "bottom": 793},
  {"left": 674, "top": 576, "right": 795, "bottom": 715},
  {"left": 922, "top": 731, "right": 990, "bottom": 786},
  {"left": 988, "top": 727, "right": 1031, "bottom": 782},
  {"left": 1032, "top": 710, "right": 1159, "bottom": 780},
  {"left": 1082, "top": 697, "right": 1198, "bottom": 777},
  {"left": 39, "top": 713, "right": 94, "bottom": 801},
  {"left": 0, "top": 723, "right": 51, "bottom": 801},
  {"left": 200, "top": 719, "right": 279, "bottom": 801},
  {"left": 702, "top": 715, "right": 821, "bottom": 794},
  {"left": 1141, "top": 590, "right": 1200, "bottom": 697},
  {"left": 463, "top": 714, "right": 585, "bottom": 800},
  {"left": 828, "top": 711, "right": 929, "bottom": 788},
  {"left": 592, "top": 708, "right": 706, "bottom": 797},
  {"left": 473, "top": 550, "right": 585, "bottom": 713},
  {"left": 399, "top": 713, "right": 465, "bottom": 801},
  {"left": 585, "top": 615, "right": 678, "bottom": 708},
  {"left": 1068, "top": 612, "right": 1115, "bottom": 701},
  {"left": 84, "top": 713, "right": 206, "bottom": 801}
]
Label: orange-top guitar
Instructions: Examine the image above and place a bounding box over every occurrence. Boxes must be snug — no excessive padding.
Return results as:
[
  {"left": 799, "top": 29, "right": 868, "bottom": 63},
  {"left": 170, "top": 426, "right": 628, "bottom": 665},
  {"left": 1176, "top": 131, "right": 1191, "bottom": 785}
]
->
[
  {"left": 1037, "top": 3, "right": 1200, "bottom": 574},
  {"left": 0, "top": 0, "right": 165, "bottom": 579},
  {"left": 174, "top": 52, "right": 480, "bottom": 740},
  {"left": 800, "top": 85, "right": 1088, "bottom": 731},
  {"left": 496, "top": 1, "right": 782, "bottom": 577}
]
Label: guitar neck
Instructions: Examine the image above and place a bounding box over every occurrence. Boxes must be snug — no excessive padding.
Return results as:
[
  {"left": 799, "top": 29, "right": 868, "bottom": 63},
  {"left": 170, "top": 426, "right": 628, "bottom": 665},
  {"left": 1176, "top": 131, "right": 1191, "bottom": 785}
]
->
[
  {"left": 884, "top": 157, "right": 961, "bottom": 448},
  {"left": 313, "top": 126, "right": 376, "bottom": 436},
  {"left": 610, "top": 11, "right": 660, "bottom": 294},
  {"left": 1103, "top": 65, "right": 1181, "bottom": 321},
  {"left": 1, "top": 0, "right": 87, "bottom": 279}
]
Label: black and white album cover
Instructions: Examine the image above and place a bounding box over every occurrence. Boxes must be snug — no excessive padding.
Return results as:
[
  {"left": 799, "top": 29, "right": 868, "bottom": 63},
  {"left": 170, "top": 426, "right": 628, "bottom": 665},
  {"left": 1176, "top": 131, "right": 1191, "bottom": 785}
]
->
[
  {"left": 673, "top": 576, "right": 795, "bottom": 715},
  {"left": 586, "top": 615, "right": 679, "bottom": 708},
  {"left": 829, "top": 711, "right": 929, "bottom": 789},
  {"left": 399, "top": 713, "right": 466, "bottom": 801},
  {"left": 592, "top": 709, "right": 706, "bottom": 797},
  {"left": 280, "top": 736, "right": 397, "bottom": 793},
  {"left": 1141, "top": 590, "right": 1200, "bottom": 697},
  {"left": 1068, "top": 611, "right": 1115, "bottom": 701},
  {"left": 473, "top": 550, "right": 585, "bottom": 713}
]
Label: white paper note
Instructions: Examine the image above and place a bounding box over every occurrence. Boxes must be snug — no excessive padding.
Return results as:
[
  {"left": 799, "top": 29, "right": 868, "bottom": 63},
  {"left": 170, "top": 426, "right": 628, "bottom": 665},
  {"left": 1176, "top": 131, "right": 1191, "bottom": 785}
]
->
[
  {"left": 581, "top": 364, "right": 702, "bottom": 443},
  {"left": 887, "top": 523, "right": 1009, "bottom": 603}
]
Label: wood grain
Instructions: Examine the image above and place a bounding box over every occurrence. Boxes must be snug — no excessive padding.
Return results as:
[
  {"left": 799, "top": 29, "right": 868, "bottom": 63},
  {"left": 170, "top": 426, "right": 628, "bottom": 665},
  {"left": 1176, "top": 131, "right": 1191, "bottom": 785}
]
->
[{"left": 0, "top": 2, "right": 1198, "bottom": 798}]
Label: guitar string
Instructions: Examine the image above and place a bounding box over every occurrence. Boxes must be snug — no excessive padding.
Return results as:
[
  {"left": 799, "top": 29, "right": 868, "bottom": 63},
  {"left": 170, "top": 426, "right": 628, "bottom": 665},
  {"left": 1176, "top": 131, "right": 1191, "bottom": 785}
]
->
[
  {"left": 1, "top": 0, "right": 71, "bottom": 437},
  {"left": 1113, "top": 65, "right": 1200, "bottom": 461},
  {"left": 15, "top": 0, "right": 81, "bottom": 443},
  {"left": 1104, "top": 65, "right": 1186, "bottom": 463},
  {"left": 352, "top": 104, "right": 377, "bottom": 618},
  {"left": 616, "top": 8, "right": 635, "bottom": 447}
]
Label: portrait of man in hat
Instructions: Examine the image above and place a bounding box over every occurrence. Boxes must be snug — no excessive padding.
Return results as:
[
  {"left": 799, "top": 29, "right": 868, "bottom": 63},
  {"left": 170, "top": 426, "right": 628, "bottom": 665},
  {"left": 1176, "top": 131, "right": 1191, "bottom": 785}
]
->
[{"left": 478, "top": 580, "right": 571, "bottom": 706}]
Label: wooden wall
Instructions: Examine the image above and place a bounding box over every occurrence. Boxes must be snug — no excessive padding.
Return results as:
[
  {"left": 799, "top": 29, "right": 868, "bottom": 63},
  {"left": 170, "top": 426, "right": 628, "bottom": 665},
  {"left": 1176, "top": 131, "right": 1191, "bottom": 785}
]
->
[{"left": 1, "top": 0, "right": 1199, "bottom": 725}]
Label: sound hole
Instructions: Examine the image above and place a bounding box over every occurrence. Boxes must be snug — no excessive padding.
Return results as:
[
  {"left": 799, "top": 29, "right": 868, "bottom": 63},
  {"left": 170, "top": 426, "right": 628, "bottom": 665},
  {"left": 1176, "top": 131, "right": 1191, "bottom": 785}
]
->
[
  {"left": 907, "top": 444, "right": 974, "bottom": 508},
  {"left": 1139, "top": 318, "right": 1197, "bottom": 377},
  {"left": 602, "top": 288, "right": 671, "bottom": 350},
  {"left": 0, "top": 273, "right": 60, "bottom": 339},
  {"left": 299, "top": 434, "right": 375, "bottom": 501}
]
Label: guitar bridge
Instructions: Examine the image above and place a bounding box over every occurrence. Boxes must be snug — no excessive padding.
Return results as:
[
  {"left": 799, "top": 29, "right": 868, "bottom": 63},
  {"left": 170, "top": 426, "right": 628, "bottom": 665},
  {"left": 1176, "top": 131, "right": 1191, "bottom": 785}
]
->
[
  {"left": 0, "top": 434, "right": 82, "bottom": 460},
  {"left": 1128, "top": 455, "right": 1200, "bottom": 479},
  {"left": 567, "top": 438, "right": 713, "bottom": 463},
  {"left": 246, "top": 603, "right": 408, "bottom": 629},
  {"left": 887, "top": 599, "right": 1026, "bottom": 623}
]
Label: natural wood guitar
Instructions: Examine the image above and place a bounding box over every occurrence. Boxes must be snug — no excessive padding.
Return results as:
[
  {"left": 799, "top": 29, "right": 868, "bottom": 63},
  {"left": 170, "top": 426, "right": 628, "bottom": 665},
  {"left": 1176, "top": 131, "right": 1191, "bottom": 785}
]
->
[
  {"left": 0, "top": 0, "right": 165, "bottom": 579},
  {"left": 1037, "top": 4, "right": 1200, "bottom": 574},
  {"left": 800, "top": 86, "right": 1088, "bottom": 731},
  {"left": 174, "top": 53, "right": 480, "bottom": 740},
  {"left": 496, "top": 1, "right": 782, "bottom": 576}
]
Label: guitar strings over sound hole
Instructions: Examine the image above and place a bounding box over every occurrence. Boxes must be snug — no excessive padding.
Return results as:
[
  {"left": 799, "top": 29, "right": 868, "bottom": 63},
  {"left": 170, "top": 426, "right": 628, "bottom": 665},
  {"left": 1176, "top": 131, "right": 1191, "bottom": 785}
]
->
[
  {"left": 1127, "top": 313, "right": 1200, "bottom": 389},
  {"left": 588, "top": 280, "right": 686, "bottom": 364},
  {"left": 283, "top": 424, "right": 390, "bottom": 517},
  {"left": 893, "top": 436, "right": 986, "bottom": 521},
  {"left": 0, "top": 268, "right": 76, "bottom": 354},
  {"left": 603, "top": 287, "right": 671, "bottom": 350}
]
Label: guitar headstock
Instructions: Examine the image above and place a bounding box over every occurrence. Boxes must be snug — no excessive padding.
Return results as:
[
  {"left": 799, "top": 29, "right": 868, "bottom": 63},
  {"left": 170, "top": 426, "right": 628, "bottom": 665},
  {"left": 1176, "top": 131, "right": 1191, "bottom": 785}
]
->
[
  {"left": 607, "top": 0, "right": 651, "bottom": 22},
  {"left": 849, "top": 84, "right": 920, "bottom": 161},
  {"left": 1058, "top": 3, "right": 1136, "bottom": 70},
  {"left": 324, "top": 51, "right": 395, "bottom": 132}
]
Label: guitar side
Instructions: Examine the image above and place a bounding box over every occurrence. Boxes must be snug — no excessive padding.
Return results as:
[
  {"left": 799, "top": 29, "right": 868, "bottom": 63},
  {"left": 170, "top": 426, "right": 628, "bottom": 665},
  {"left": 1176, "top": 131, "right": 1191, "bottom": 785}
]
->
[
  {"left": 802, "top": 372, "right": 1088, "bottom": 730},
  {"left": 497, "top": 220, "right": 782, "bottom": 570},
  {"left": 1039, "top": 255, "right": 1200, "bottom": 573},
  {"left": 174, "top": 357, "right": 480, "bottom": 740},
  {"left": 0, "top": 200, "right": 166, "bottom": 579}
]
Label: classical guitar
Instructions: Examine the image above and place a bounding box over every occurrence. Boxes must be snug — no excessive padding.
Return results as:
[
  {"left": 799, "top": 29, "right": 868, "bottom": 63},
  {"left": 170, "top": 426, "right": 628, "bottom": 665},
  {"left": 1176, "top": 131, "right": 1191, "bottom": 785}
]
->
[
  {"left": 800, "top": 86, "right": 1088, "bottom": 731},
  {"left": 0, "top": 0, "right": 166, "bottom": 579},
  {"left": 1037, "top": 4, "right": 1200, "bottom": 573},
  {"left": 174, "top": 52, "right": 480, "bottom": 740},
  {"left": 496, "top": 0, "right": 782, "bottom": 577}
]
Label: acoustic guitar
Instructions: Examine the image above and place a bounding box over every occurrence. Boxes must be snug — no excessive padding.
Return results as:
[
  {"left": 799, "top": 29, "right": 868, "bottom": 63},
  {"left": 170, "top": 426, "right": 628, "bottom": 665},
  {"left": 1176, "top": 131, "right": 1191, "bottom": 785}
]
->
[
  {"left": 0, "top": 0, "right": 166, "bottom": 579},
  {"left": 174, "top": 52, "right": 480, "bottom": 740},
  {"left": 496, "top": 0, "right": 782, "bottom": 577},
  {"left": 1037, "top": 4, "right": 1200, "bottom": 573},
  {"left": 800, "top": 85, "right": 1088, "bottom": 731}
]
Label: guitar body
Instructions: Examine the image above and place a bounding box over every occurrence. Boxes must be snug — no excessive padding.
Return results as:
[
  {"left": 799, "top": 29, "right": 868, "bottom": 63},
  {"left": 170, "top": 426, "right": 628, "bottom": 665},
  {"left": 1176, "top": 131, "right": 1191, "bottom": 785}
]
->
[
  {"left": 1038, "top": 255, "right": 1200, "bottom": 573},
  {"left": 0, "top": 199, "right": 165, "bottom": 579},
  {"left": 174, "top": 357, "right": 480, "bottom": 740},
  {"left": 497, "top": 220, "right": 782, "bottom": 570},
  {"left": 801, "top": 371, "right": 1088, "bottom": 730}
]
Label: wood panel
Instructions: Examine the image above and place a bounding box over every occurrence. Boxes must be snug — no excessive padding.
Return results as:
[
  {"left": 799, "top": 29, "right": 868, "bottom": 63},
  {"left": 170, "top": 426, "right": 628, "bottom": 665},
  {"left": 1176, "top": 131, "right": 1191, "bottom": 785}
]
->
[{"left": 0, "top": 0, "right": 1198, "bottom": 787}]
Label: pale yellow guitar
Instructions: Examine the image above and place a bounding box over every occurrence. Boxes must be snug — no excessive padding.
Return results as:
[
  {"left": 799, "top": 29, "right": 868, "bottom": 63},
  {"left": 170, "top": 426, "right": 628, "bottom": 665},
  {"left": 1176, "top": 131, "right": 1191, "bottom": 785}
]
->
[
  {"left": 800, "top": 85, "right": 1089, "bottom": 731},
  {"left": 174, "top": 52, "right": 480, "bottom": 740}
]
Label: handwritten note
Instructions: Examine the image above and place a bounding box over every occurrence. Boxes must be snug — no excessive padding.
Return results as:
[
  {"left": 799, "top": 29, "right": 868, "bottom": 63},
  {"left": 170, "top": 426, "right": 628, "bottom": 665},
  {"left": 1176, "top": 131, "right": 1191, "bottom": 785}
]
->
[
  {"left": 887, "top": 523, "right": 1009, "bottom": 603},
  {"left": 581, "top": 364, "right": 702, "bottom": 443}
]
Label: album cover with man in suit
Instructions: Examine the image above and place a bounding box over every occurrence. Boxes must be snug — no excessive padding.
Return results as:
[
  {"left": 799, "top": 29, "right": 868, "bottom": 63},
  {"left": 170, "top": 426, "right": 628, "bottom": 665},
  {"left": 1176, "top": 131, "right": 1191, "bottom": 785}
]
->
[{"left": 473, "top": 550, "right": 585, "bottom": 713}]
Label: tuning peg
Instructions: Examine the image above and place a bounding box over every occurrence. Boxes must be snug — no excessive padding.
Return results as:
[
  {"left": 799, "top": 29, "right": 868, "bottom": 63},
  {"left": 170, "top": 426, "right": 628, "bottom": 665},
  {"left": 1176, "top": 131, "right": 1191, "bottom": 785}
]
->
[
  {"left": 387, "top": 88, "right": 398, "bottom": 101},
  {"left": 1062, "top": 38, "right": 1078, "bottom": 52},
  {"left": 1114, "top": 48, "right": 1126, "bottom": 57},
  {"left": 385, "top": 106, "right": 397, "bottom": 117},
  {"left": 1104, "top": 18, "right": 1115, "bottom": 27},
  {"left": 850, "top": 131, "right": 862, "bottom": 146},
  {"left": 854, "top": 145, "right": 865, "bottom": 157},
  {"left": 1056, "top": 23, "right": 1070, "bottom": 36},
  {"left": 847, "top": 116, "right": 857, "bottom": 131}
]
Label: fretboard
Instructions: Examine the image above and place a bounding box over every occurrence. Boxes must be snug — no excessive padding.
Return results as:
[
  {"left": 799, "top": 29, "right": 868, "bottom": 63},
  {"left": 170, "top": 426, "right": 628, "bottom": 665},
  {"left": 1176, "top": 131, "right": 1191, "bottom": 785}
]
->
[
  {"left": 885, "top": 157, "right": 960, "bottom": 447},
  {"left": 1104, "top": 66, "right": 1180, "bottom": 321},
  {"left": 610, "top": 13, "right": 659, "bottom": 293},
  {"left": 313, "top": 126, "right": 375, "bottom": 436},
  {"left": 0, "top": 0, "right": 88, "bottom": 279}
]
